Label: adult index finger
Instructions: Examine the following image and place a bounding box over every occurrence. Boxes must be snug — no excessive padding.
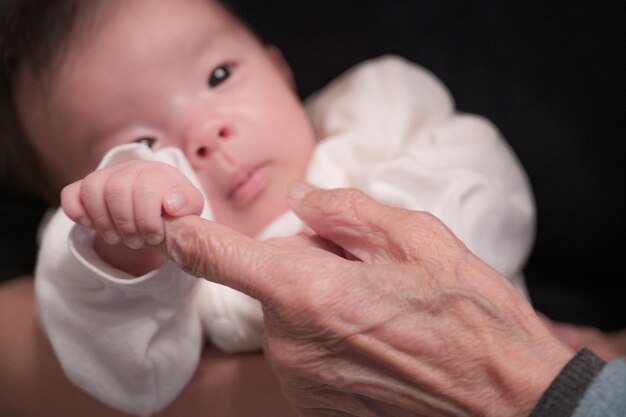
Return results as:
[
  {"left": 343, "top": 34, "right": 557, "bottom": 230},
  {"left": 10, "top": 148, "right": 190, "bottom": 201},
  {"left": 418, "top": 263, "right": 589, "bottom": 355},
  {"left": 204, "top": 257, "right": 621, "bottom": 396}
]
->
[{"left": 161, "top": 215, "right": 336, "bottom": 307}]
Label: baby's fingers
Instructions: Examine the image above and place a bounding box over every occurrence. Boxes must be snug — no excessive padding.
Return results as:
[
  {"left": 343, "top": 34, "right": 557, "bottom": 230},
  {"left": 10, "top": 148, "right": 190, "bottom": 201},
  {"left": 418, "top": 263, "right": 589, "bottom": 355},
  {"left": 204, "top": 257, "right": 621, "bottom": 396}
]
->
[
  {"left": 105, "top": 173, "right": 145, "bottom": 249},
  {"left": 134, "top": 183, "right": 203, "bottom": 246},
  {"left": 61, "top": 181, "right": 91, "bottom": 228},
  {"left": 132, "top": 166, "right": 204, "bottom": 246},
  {"left": 79, "top": 169, "right": 121, "bottom": 245},
  {"left": 62, "top": 171, "right": 123, "bottom": 246},
  {"left": 132, "top": 181, "right": 169, "bottom": 246},
  {"left": 162, "top": 182, "right": 204, "bottom": 217}
]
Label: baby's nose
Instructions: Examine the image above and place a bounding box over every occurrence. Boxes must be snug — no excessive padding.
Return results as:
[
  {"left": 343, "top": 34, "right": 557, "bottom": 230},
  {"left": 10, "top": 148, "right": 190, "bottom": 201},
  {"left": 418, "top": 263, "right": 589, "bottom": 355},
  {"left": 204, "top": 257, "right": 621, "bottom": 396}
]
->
[{"left": 185, "top": 123, "right": 233, "bottom": 165}]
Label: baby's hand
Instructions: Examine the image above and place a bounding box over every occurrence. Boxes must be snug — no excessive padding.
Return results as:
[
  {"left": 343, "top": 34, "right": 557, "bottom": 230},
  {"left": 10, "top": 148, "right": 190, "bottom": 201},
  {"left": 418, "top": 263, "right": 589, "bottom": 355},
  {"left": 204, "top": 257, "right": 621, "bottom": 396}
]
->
[{"left": 62, "top": 161, "right": 204, "bottom": 249}]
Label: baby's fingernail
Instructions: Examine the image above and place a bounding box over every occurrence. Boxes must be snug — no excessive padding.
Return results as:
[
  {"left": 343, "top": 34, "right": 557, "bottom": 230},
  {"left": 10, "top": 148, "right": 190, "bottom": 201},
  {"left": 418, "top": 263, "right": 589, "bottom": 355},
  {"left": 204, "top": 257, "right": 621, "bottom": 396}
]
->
[
  {"left": 125, "top": 236, "right": 143, "bottom": 250},
  {"left": 103, "top": 230, "right": 121, "bottom": 245},
  {"left": 146, "top": 233, "right": 164, "bottom": 246},
  {"left": 78, "top": 217, "right": 93, "bottom": 228},
  {"left": 288, "top": 181, "right": 315, "bottom": 201},
  {"left": 166, "top": 193, "right": 185, "bottom": 213}
]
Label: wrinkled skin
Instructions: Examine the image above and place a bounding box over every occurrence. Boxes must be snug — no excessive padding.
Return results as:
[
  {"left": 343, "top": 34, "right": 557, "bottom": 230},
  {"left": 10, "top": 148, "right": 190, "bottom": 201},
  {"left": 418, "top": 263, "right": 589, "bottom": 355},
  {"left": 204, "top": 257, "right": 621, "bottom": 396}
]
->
[{"left": 161, "top": 184, "right": 574, "bottom": 417}]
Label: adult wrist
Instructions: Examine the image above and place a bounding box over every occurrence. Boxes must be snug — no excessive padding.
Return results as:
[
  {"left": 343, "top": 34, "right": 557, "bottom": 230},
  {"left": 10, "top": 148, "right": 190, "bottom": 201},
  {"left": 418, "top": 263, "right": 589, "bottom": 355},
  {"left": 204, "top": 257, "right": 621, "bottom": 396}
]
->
[{"left": 528, "top": 348, "right": 606, "bottom": 417}]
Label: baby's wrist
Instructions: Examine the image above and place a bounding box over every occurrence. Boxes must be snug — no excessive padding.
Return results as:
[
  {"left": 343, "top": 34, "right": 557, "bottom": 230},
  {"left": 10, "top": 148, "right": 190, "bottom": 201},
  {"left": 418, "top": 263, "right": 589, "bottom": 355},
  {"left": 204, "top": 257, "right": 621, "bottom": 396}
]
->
[{"left": 94, "top": 235, "right": 165, "bottom": 277}]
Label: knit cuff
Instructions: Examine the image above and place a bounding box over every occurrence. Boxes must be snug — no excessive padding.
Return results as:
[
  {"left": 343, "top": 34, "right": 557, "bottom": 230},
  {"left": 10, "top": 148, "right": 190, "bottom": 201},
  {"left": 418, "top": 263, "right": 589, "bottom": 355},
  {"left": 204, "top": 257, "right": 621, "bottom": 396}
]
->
[{"left": 529, "top": 348, "right": 606, "bottom": 417}]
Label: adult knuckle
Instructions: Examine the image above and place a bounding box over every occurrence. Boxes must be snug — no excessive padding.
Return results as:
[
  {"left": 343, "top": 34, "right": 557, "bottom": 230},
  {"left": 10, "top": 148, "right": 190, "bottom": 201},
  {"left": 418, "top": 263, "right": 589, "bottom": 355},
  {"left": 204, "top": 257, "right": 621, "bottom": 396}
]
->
[
  {"left": 310, "top": 187, "right": 363, "bottom": 213},
  {"left": 166, "top": 220, "right": 221, "bottom": 277}
]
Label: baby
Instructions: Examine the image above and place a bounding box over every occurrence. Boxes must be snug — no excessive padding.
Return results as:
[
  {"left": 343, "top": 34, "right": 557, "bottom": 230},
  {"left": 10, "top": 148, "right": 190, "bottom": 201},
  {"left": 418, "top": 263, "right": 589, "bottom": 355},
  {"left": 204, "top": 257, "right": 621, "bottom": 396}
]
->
[{"left": 5, "top": 0, "right": 534, "bottom": 415}]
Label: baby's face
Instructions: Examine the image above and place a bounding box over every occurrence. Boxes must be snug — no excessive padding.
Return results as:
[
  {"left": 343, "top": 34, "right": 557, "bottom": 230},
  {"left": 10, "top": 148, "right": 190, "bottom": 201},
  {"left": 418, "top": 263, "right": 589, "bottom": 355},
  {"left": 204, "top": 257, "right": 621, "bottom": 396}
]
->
[{"left": 16, "top": 0, "right": 316, "bottom": 237}]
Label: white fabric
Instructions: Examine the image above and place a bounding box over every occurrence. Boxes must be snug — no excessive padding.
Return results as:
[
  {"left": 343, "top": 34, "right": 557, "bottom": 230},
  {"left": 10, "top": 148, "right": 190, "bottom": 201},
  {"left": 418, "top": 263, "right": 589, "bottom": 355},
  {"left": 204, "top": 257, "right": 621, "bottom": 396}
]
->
[
  {"left": 35, "top": 144, "right": 261, "bottom": 416},
  {"left": 35, "top": 55, "right": 535, "bottom": 416},
  {"left": 303, "top": 56, "right": 535, "bottom": 288}
]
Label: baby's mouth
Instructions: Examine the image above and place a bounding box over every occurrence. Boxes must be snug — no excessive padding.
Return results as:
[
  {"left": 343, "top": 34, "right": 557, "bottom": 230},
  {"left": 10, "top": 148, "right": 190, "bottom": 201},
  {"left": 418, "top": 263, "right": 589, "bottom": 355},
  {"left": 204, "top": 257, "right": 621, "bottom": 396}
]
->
[{"left": 226, "top": 164, "right": 270, "bottom": 207}]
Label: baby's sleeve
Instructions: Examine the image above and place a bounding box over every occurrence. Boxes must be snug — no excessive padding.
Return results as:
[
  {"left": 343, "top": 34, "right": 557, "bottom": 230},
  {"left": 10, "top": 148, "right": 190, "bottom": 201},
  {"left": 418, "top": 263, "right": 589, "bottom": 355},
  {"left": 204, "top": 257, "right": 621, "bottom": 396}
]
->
[
  {"left": 34, "top": 142, "right": 266, "bottom": 415},
  {"left": 33, "top": 144, "right": 210, "bottom": 416},
  {"left": 306, "top": 56, "right": 535, "bottom": 292},
  {"left": 35, "top": 209, "right": 202, "bottom": 416}
]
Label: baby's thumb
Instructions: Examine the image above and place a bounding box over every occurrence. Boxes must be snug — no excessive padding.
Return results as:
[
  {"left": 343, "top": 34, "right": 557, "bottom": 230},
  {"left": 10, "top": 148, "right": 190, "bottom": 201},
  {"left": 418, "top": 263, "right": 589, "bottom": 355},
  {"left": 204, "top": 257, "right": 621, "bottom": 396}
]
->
[{"left": 162, "top": 185, "right": 204, "bottom": 217}]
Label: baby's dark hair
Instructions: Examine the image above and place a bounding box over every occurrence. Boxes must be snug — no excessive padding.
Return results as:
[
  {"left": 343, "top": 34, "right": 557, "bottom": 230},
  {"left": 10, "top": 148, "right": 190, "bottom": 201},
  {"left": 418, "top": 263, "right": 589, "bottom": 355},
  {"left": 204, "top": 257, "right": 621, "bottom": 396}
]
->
[
  {"left": 0, "top": 0, "right": 245, "bottom": 204},
  {"left": 0, "top": 0, "right": 98, "bottom": 203}
]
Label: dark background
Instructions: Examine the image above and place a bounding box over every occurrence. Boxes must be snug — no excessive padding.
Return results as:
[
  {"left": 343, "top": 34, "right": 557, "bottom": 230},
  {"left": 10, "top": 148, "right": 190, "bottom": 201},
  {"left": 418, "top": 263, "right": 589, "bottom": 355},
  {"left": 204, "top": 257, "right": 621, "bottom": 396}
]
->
[{"left": 2, "top": 1, "right": 625, "bottom": 330}]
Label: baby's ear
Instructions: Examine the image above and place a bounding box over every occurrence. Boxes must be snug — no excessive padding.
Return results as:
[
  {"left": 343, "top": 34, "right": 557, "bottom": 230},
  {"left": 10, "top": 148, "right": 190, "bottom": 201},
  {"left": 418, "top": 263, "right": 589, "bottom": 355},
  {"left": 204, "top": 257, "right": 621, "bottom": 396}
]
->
[{"left": 265, "top": 45, "right": 295, "bottom": 88}]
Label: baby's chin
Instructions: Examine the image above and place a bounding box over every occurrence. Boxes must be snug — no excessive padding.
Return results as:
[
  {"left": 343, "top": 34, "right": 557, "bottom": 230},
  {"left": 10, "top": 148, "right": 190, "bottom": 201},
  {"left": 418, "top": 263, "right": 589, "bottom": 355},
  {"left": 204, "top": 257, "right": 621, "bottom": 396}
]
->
[
  {"left": 249, "top": 205, "right": 293, "bottom": 238},
  {"left": 214, "top": 200, "right": 289, "bottom": 239}
]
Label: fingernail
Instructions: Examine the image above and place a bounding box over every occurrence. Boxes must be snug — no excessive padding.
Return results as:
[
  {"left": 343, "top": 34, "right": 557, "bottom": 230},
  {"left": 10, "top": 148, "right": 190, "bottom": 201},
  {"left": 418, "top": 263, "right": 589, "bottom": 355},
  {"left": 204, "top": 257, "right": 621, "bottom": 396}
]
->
[
  {"left": 166, "top": 193, "right": 185, "bottom": 213},
  {"left": 146, "top": 233, "right": 164, "bottom": 246},
  {"left": 288, "top": 181, "right": 314, "bottom": 201},
  {"left": 78, "top": 217, "right": 93, "bottom": 228},
  {"left": 125, "top": 236, "right": 143, "bottom": 250},
  {"left": 103, "top": 230, "right": 121, "bottom": 245}
]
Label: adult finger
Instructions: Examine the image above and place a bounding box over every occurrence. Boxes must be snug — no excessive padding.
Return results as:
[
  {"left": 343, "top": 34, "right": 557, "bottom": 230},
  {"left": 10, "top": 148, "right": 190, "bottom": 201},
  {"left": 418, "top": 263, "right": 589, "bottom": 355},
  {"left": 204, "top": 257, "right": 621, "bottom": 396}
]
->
[
  {"left": 161, "top": 215, "right": 342, "bottom": 306},
  {"left": 287, "top": 183, "right": 463, "bottom": 265},
  {"left": 264, "top": 232, "right": 345, "bottom": 257}
]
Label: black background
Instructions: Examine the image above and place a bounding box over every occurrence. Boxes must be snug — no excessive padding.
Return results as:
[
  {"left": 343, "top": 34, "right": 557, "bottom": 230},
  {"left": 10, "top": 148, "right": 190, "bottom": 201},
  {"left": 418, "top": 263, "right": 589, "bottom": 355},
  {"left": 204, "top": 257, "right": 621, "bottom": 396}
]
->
[{"left": 2, "top": 1, "right": 625, "bottom": 330}]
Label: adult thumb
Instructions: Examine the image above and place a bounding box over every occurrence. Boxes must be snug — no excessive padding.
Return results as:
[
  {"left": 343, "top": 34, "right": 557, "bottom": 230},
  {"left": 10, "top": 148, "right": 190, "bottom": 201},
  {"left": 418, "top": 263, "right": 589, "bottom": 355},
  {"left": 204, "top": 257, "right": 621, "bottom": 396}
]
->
[{"left": 288, "top": 182, "right": 438, "bottom": 264}]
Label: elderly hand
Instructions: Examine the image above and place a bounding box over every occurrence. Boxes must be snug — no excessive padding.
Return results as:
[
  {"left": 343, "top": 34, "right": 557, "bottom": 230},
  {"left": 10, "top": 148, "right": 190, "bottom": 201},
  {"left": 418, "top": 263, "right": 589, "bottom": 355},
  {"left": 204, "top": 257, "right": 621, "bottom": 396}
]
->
[{"left": 161, "top": 184, "right": 574, "bottom": 417}]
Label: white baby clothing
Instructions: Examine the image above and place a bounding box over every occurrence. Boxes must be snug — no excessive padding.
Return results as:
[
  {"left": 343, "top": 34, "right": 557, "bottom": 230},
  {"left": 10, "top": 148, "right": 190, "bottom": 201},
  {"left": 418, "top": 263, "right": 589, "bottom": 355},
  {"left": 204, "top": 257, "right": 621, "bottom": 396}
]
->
[
  {"left": 35, "top": 55, "right": 535, "bottom": 416},
  {"left": 35, "top": 144, "right": 262, "bottom": 416}
]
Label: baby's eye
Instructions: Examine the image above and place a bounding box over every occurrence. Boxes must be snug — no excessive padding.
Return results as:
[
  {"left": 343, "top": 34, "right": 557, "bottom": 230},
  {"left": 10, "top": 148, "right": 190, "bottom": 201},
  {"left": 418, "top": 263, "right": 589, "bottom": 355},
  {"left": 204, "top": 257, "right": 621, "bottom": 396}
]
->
[
  {"left": 135, "top": 137, "right": 156, "bottom": 148},
  {"left": 208, "top": 64, "right": 233, "bottom": 88}
]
